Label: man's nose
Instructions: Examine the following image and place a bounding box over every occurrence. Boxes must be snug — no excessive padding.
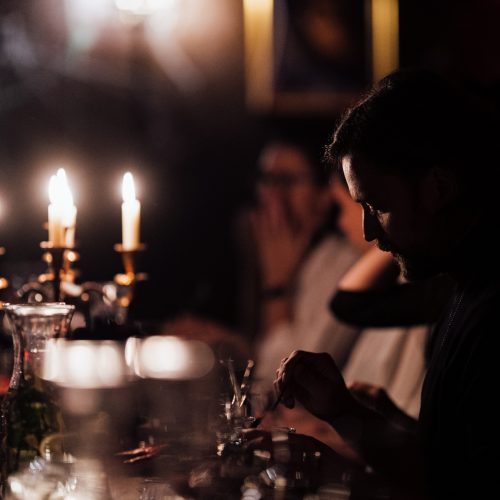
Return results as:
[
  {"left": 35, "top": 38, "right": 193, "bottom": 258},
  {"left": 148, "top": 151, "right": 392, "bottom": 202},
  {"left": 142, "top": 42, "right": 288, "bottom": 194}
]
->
[{"left": 362, "top": 210, "right": 380, "bottom": 242}]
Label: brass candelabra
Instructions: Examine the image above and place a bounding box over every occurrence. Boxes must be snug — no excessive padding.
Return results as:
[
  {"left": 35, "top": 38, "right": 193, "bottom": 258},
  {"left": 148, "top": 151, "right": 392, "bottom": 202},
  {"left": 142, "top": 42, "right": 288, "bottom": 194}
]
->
[
  {"left": 113, "top": 243, "right": 147, "bottom": 323},
  {"left": 14, "top": 241, "right": 146, "bottom": 326},
  {"left": 37, "top": 242, "right": 78, "bottom": 302}
]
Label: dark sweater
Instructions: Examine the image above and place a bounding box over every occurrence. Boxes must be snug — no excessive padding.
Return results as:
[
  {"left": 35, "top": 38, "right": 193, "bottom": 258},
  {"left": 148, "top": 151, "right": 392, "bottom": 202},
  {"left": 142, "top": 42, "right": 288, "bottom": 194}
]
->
[{"left": 419, "top": 272, "right": 500, "bottom": 498}]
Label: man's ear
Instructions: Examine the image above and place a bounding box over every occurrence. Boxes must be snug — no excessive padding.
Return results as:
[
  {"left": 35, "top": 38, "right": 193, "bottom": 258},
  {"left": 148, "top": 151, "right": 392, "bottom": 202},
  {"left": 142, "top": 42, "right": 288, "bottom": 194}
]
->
[{"left": 420, "top": 167, "right": 459, "bottom": 213}]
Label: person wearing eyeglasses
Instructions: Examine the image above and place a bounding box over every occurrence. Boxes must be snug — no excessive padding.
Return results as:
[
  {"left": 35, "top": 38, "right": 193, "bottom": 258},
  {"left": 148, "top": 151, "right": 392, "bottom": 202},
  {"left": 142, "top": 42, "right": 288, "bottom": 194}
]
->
[{"left": 249, "top": 137, "right": 367, "bottom": 403}]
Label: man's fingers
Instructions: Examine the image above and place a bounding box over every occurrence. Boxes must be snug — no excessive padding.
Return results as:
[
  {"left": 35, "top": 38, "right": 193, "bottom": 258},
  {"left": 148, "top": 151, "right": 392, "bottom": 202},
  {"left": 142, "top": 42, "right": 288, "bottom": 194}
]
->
[
  {"left": 273, "top": 351, "right": 339, "bottom": 412},
  {"left": 274, "top": 351, "right": 320, "bottom": 408},
  {"left": 273, "top": 351, "right": 305, "bottom": 407}
]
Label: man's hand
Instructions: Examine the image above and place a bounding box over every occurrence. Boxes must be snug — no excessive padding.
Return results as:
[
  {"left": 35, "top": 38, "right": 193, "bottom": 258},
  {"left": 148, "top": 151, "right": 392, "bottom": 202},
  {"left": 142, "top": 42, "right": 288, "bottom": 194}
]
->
[
  {"left": 250, "top": 196, "right": 312, "bottom": 289},
  {"left": 274, "top": 350, "right": 357, "bottom": 424},
  {"left": 349, "top": 381, "right": 417, "bottom": 431}
]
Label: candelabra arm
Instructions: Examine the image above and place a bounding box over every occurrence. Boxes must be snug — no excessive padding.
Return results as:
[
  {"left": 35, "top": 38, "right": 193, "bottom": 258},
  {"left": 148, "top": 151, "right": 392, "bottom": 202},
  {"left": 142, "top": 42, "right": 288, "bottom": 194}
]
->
[
  {"left": 39, "top": 243, "right": 75, "bottom": 302},
  {"left": 16, "top": 282, "right": 52, "bottom": 303},
  {"left": 113, "top": 244, "right": 147, "bottom": 313}
]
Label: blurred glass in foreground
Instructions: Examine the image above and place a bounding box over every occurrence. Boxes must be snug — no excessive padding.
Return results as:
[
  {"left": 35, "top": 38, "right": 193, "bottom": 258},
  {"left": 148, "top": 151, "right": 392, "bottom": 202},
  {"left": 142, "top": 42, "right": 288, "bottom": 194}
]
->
[
  {"left": 0, "top": 303, "right": 74, "bottom": 495},
  {"left": 6, "top": 339, "right": 131, "bottom": 500},
  {"left": 124, "top": 335, "right": 220, "bottom": 485}
]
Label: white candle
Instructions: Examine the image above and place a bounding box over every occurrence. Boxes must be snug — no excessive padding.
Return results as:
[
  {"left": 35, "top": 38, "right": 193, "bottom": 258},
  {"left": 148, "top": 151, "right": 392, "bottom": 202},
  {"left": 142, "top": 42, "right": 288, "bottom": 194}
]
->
[
  {"left": 48, "top": 168, "right": 77, "bottom": 248},
  {"left": 121, "top": 172, "right": 141, "bottom": 251}
]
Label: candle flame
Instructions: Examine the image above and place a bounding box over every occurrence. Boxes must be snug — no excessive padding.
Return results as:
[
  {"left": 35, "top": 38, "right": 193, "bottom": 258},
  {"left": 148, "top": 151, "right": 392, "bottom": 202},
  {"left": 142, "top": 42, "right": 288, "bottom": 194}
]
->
[
  {"left": 49, "top": 168, "right": 74, "bottom": 207},
  {"left": 57, "top": 168, "right": 67, "bottom": 183},
  {"left": 122, "top": 172, "right": 136, "bottom": 203},
  {"left": 48, "top": 175, "right": 58, "bottom": 204}
]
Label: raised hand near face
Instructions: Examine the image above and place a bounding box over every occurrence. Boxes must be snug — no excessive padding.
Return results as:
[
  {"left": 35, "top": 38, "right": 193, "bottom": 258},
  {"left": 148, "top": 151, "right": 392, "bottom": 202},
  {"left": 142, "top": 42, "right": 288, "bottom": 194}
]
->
[
  {"left": 250, "top": 193, "right": 314, "bottom": 290},
  {"left": 273, "top": 350, "right": 357, "bottom": 425}
]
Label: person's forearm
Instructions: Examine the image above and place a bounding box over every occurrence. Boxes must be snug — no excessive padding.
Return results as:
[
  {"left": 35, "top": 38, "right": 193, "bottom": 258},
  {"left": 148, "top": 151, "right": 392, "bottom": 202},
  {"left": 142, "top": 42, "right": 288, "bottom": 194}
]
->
[
  {"left": 339, "top": 247, "right": 400, "bottom": 291},
  {"left": 330, "top": 400, "right": 426, "bottom": 496}
]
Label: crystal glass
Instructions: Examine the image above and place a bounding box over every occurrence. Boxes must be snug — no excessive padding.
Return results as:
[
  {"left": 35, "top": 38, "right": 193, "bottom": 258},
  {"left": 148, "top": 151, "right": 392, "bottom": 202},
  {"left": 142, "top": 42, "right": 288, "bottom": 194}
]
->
[
  {"left": 0, "top": 303, "right": 74, "bottom": 493},
  {"left": 215, "top": 358, "right": 256, "bottom": 453}
]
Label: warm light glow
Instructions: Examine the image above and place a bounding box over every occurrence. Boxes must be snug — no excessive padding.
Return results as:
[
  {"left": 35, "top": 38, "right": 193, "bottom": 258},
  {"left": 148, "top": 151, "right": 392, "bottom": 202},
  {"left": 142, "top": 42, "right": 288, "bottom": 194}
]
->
[
  {"left": 121, "top": 171, "right": 141, "bottom": 250},
  {"left": 141, "top": 336, "right": 188, "bottom": 374},
  {"left": 44, "top": 340, "right": 127, "bottom": 388},
  {"left": 68, "top": 344, "right": 96, "bottom": 384},
  {"left": 97, "top": 343, "right": 125, "bottom": 386},
  {"left": 48, "top": 175, "right": 58, "bottom": 205},
  {"left": 127, "top": 336, "right": 215, "bottom": 380},
  {"left": 65, "top": 0, "right": 229, "bottom": 94},
  {"left": 49, "top": 169, "right": 74, "bottom": 207},
  {"left": 47, "top": 168, "right": 77, "bottom": 247},
  {"left": 125, "top": 336, "right": 140, "bottom": 372},
  {"left": 122, "top": 171, "right": 136, "bottom": 203}
]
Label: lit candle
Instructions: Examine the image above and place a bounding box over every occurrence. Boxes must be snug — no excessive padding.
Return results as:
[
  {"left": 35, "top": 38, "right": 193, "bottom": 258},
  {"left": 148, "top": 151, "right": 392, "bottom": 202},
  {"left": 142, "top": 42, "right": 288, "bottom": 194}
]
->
[
  {"left": 48, "top": 168, "right": 77, "bottom": 248},
  {"left": 121, "top": 172, "right": 141, "bottom": 251}
]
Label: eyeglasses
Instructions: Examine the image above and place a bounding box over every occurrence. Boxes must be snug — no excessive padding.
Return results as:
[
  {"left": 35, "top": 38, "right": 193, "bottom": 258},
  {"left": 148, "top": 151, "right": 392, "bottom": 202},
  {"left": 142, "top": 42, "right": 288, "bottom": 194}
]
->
[{"left": 257, "top": 172, "right": 314, "bottom": 188}]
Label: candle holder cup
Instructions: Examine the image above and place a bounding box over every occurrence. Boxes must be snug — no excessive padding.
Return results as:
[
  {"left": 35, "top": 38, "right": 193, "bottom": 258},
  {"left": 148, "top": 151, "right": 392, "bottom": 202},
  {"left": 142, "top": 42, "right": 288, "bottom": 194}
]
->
[
  {"left": 38, "top": 242, "right": 79, "bottom": 302},
  {"left": 113, "top": 244, "right": 147, "bottom": 310}
]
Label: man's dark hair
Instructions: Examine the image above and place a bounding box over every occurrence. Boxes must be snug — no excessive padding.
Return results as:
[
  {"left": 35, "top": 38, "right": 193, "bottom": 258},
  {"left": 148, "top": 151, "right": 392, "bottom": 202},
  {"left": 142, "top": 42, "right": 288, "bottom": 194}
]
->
[{"left": 326, "top": 69, "right": 497, "bottom": 197}]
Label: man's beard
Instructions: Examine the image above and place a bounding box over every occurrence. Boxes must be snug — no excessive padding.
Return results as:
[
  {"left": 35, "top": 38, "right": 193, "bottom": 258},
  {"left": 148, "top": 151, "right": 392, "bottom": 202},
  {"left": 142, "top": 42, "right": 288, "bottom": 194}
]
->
[
  {"left": 392, "top": 251, "right": 441, "bottom": 281},
  {"left": 376, "top": 238, "right": 440, "bottom": 281}
]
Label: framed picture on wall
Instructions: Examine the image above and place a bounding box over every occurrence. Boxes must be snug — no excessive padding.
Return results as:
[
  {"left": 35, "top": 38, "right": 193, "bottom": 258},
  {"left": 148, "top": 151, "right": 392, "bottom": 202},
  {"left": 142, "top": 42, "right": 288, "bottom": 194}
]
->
[{"left": 244, "top": 0, "right": 399, "bottom": 114}]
